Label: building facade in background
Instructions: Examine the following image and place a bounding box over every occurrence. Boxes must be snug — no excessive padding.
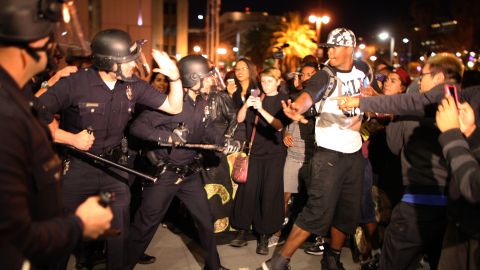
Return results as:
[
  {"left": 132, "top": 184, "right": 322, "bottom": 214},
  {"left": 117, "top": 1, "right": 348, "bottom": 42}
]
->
[{"left": 67, "top": 0, "right": 188, "bottom": 65}]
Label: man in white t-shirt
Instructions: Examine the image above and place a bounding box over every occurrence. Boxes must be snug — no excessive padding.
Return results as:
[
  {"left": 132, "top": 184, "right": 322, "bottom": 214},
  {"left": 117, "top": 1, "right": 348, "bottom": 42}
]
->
[{"left": 259, "top": 28, "right": 372, "bottom": 270}]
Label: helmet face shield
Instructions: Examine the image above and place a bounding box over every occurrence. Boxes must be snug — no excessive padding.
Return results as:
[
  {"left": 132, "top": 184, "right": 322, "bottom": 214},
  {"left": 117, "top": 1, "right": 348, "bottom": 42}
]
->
[
  {"left": 115, "top": 40, "right": 150, "bottom": 82},
  {"left": 133, "top": 41, "right": 151, "bottom": 80},
  {"left": 210, "top": 67, "right": 226, "bottom": 91},
  {"left": 189, "top": 67, "right": 225, "bottom": 97},
  {"left": 53, "top": 2, "right": 91, "bottom": 58}
]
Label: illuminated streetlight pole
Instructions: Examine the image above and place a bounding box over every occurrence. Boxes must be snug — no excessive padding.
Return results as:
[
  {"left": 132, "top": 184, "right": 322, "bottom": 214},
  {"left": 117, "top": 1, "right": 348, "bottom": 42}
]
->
[
  {"left": 403, "top": 38, "right": 412, "bottom": 62},
  {"left": 378, "top": 31, "right": 395, "bottom": 65},
  {"left": 309, "top": 15, "right": 330, "bottom": 42}
]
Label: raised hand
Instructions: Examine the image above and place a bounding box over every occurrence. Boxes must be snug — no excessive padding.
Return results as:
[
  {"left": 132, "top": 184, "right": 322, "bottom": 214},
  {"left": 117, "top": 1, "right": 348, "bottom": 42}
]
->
[
  {"left": 281, "top": 99, "right": 307, "bottom": 124},
  {"left": 152, "top": 49, "right": 180, "bottom": 81},
  {"left": 252, "top": 97, "right": 263, "bottom": 110},
  {"left": 332, "top": 96, "right": 360, "bottom": 111},
  {"left": 436, "top": 95, "right": 460, "bottom": 132}
]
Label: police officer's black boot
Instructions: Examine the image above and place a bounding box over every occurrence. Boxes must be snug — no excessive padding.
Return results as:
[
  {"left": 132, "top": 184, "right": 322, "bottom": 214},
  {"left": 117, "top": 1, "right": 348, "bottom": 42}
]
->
[
  {"left": 229, "top": 230, "right": 248, "bottom": 247},
  {"left": 321, "top": 244, "right": 345, "bottom": 270},
  {"left": 256, "top": 234, "right": 269, "bottom": 255},
  {"left": 257, "top": 252, "right": 291, "bottom": 270}
]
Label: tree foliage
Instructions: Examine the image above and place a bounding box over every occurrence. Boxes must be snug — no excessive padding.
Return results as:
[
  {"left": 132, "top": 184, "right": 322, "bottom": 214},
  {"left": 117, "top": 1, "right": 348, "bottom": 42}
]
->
[
  {"left": 273, "top": 12, "right": 317, "bottom": 72},
  {"left": 242, "top": 24, "right": 278, "bottom": 69}
]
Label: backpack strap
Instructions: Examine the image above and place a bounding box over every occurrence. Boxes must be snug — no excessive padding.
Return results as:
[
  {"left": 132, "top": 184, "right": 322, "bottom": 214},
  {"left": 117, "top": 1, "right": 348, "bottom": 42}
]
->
[{"left": 315, "top": 66, "right": 341, "bottom": 116}]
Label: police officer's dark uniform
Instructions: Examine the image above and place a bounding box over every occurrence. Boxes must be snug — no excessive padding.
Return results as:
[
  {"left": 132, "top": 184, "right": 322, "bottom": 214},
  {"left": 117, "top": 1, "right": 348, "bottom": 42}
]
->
[
  {"left": 38, "top": 29, "right": 175, "bottom": 269},
  {"left": 127, "top": 55, "right": 237, "bottom": 270},
  {"left": 0, "top": 1, "right": 84, "bottom": 269},
  {"left": 0, "top": 64, "right": 85, "bottom": 270}
]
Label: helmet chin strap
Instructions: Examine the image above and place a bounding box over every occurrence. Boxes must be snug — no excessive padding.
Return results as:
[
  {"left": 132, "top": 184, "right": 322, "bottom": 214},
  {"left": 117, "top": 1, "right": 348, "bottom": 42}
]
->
[
  {"left": 115, "top": 63, "right": 137, "bottom": 82},
  {"left": 189, "top": 78, "right": 210, "bottom": 99}
]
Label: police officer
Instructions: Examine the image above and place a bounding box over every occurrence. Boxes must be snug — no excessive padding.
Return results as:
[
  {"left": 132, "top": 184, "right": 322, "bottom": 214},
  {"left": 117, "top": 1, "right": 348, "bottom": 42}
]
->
[
  {"left": 126, "top": 55, "right": 240, "bottom": 270},
  {"left": 0, "top": 0, "right": 113, "bottom": 269},
  {"left": 38, "top": 29, "right": 183, "bottom": 269}
]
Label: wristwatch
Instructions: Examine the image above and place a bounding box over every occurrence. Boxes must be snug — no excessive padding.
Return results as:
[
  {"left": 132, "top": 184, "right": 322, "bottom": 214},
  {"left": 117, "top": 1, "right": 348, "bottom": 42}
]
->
[{"left": 40, "top": 81, "right": 50, "bottom": 89}]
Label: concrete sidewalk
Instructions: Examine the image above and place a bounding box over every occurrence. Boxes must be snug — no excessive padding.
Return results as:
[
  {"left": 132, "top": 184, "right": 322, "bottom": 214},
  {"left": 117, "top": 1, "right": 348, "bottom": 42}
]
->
[{"left": 133, "top": 227, "right": 360, "bottom": 270}]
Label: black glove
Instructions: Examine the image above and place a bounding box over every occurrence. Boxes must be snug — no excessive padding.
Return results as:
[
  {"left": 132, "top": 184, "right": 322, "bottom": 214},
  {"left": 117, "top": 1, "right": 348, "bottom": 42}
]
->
[
  {"left": 171, "top": 122, "right": 188, "bottom": 146},
  {"left": 223, "top": 138, "right": 242, "bottom": 155}
]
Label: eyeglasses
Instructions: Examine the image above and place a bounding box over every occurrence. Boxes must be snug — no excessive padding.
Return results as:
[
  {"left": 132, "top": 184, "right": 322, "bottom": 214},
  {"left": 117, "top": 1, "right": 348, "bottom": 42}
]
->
[
  {"left": 234, "top": 67, "right": 248, "bottom": 71},
  {"left": 419, "top": 72, "right": 432, "bottom": 80}
]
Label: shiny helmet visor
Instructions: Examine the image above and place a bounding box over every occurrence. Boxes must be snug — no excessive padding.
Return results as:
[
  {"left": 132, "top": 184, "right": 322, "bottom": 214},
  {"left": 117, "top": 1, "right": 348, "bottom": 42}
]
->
[
  {"left": 116, "top": 40, "right": 150, "bottom": 82},
  {"left": 53, "top": 1, "right": 91, "bottom": 58},
  {"left": 197, "top": 66, "right": 225, "bottom": 95}
]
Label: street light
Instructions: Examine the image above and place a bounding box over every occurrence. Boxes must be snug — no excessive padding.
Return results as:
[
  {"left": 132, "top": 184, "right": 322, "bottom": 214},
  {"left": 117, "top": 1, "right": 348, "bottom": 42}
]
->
[
  {"left": 402, "top": 38, "right": 412, "bottom": 62},
  {"left": 216, "top": 48, "right": 227, "bottom": 55},
  {"left": 309, "top": 15, "right": 330, "bottom": 42},
  {"left": 378, "top": 31, "right": 395, "bottom": 64}
]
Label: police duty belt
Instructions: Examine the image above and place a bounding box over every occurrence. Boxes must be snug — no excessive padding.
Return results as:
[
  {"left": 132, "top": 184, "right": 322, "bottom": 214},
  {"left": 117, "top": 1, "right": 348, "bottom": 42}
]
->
[{"left": 62, "top": 145, "right": 158, "bottom": 183}]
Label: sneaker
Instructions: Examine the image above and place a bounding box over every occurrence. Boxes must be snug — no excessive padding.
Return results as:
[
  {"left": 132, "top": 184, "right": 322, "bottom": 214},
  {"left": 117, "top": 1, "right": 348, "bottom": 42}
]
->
[
  {"left": 305, "top": 237, "right": 325, "bottom": 256},
  {"left": 268, "top": 235, "right": 286, "bottom": 248},
  {"left": 257, "top": 253, "right": 291, "bottom": 270}
]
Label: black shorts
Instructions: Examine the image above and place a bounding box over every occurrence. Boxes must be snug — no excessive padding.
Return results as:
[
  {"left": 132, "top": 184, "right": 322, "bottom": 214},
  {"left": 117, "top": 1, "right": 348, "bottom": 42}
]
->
[{"left": 295, "top": 146, "right": 364, "bottom": 235}]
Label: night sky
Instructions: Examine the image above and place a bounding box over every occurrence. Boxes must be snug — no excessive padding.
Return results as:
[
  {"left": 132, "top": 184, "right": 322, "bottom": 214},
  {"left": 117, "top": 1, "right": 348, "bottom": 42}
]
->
[{"left": 189, "top": 0, "right": 412, "bottom": 41}]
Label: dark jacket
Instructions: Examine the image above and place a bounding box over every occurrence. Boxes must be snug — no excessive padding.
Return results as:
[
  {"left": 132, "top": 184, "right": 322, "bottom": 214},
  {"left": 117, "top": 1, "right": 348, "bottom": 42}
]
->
[
  {"left": 130, "top": 94, "right": 226, "bottom": 166},
  {"left": 38, "top": 68, "right": 166, "bottom": 155},
  {"left": 439, "top": 86, "right": 480, "bottom": 238},
  {"left": 360, "top": 84, "right": 451, "bottom": 194},
  {"left": 360, "top": 84, "right": 480, "bottom": 233},
  {"left": 209, "top": 91, "right": 238, "bottom": 138},
  {"left": 0, "top": 67, "right": 83, "bottom": 269}
]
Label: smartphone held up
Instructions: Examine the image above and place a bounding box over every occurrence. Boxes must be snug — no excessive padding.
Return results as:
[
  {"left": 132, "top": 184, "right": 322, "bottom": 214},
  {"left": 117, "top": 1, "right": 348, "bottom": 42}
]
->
[{"left": 444, "top": 84, "right": 460, "bottom": 105}]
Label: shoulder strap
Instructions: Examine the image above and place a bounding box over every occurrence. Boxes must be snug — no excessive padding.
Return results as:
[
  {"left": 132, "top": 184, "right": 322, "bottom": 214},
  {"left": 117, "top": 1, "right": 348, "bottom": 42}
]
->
[
  {"left": 247, "top": 93, "right": 265, "bottom": 155},
  {"left": 316, "top": 66, "right": 341, "bottom": 116}
]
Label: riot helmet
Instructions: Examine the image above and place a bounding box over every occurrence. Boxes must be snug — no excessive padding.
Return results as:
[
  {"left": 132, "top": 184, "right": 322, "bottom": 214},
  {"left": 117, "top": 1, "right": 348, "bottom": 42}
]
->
[
  {"left": 0, "top": 0, "right": 89, "bottom": 72},
  {"left": 90, "top": 29, "right": 150, "bottom": 82},
  {"left": 0, "top": 0, "right": 53, "bottom": 43},
  {"left": 0, "top": 0, "right": 62, "bottom": 63},
  {"left": 178, "top": 55, "right": 210, "bottom": 88},
  {"left": 178, "top": 54, "right": 226, "bottom": 96}
]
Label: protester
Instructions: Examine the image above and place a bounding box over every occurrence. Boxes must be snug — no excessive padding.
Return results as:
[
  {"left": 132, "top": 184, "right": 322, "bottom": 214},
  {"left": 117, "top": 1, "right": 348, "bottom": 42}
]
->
[
  {"left": 436, "top": 92, "right": 480, "bottom": 270},
  {"left": 230, "top": 67, "right": 290, "bottom": 255},
  {"left": 260, "top": 28, "right": 372, "bottom": 270},
  {"left": 338, "top": 53, "right": 464, "bottom": 270}
]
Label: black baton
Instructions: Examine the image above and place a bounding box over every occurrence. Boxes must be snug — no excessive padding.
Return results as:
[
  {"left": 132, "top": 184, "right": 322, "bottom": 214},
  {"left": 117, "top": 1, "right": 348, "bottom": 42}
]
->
[{"left": 62, "top": 145, "right": 158, "bottom": 183}]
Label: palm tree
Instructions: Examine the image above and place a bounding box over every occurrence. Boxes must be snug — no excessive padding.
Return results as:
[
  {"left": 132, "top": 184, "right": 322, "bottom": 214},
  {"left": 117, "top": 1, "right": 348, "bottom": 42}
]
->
[
  {"left": 242, "top": 24, "right": 279, "bottom": 69},
  {"left": 273, "top": 13, "right": 317, "bottom": 72}
]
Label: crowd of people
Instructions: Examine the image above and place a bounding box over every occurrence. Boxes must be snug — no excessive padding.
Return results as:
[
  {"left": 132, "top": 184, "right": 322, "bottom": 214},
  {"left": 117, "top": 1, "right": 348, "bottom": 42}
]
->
[{"left": 1, "top": 1, "right": 480, "bottom": 270}]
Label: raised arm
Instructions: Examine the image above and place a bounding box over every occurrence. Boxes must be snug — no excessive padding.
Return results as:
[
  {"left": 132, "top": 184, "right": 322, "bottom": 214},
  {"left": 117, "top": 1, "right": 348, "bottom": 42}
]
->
[
  {"left": 151, "top": 50, "right": 183, "bottom": 114},
  {"left": 437, "top": 96, "right": 480, "bottom": 203}
]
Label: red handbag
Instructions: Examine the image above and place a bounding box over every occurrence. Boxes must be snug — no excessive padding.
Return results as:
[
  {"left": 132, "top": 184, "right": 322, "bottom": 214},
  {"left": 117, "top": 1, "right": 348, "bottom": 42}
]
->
[
  {"left": 231, "top": 151, "right": 249, "bottom": 183},
  {"left": 231, "top": 94, "right": 263, "bottom": 184}
]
